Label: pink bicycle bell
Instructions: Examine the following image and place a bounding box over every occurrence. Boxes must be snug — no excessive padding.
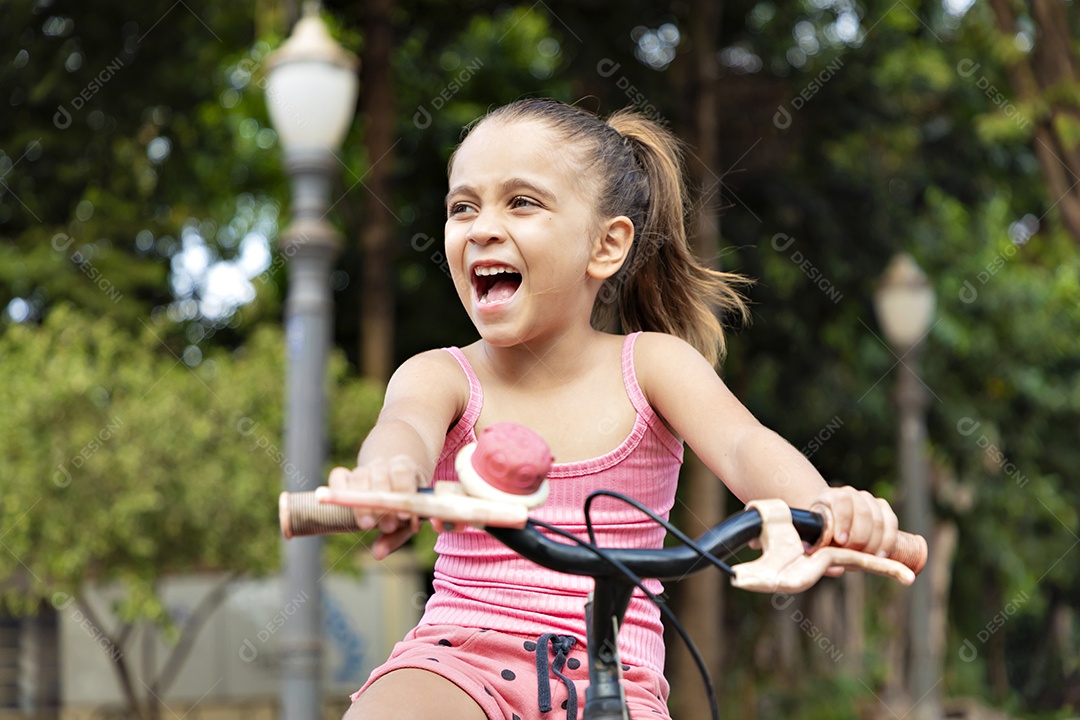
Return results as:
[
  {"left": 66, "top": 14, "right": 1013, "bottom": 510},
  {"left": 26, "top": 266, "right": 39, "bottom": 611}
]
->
[{"left": 455, "top": 423, "right": 552, "bottom": 509}]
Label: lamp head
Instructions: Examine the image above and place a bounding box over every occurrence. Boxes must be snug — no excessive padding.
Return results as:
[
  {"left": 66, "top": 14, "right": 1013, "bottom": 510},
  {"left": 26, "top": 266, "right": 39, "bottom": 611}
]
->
[
  {"left": 264, "top": 9, "right": 359, "bottom": 153},
  {"left": 873, "top": 253, "right": 935, "bottom": 351}
]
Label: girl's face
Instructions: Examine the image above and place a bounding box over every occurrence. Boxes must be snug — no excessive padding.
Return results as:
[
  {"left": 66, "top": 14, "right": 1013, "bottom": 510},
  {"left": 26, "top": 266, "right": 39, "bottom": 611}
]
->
[{"left": 444, "top": 118, "right": 607, "bottom": 347}]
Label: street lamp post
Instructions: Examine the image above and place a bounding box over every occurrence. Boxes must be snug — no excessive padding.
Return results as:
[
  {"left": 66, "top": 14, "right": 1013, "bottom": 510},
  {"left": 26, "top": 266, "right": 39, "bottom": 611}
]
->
[
  {"left": 873, "top": 253, "right": 938, "bottom": 720},
  {"left": 264, "top": 8, "right": 358, "bottom": 719}
]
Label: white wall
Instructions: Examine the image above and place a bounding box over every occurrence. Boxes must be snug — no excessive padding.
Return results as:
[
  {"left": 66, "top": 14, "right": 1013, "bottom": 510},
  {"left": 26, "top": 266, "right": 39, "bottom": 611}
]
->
[{"left": 57, "top": 554, "right": 424, "bottom": 709}]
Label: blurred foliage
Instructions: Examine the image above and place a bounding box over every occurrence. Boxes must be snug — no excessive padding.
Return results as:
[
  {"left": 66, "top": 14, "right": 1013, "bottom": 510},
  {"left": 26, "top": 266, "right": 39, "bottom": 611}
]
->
[
  {"left": 0, "top": 0, "right": 320, "bottom": 352},
  {"left": 0, "top": 305, "right": 382, "bottom": 620}
]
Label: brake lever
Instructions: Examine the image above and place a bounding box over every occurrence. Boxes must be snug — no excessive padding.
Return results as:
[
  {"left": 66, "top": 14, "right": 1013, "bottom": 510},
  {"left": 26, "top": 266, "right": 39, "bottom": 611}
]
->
[
  {"left": 314, "top": 482, "right": 531, "bottom": 530},
  {"left": 730, "top": 499, "right": 916, "bottom": 594}
]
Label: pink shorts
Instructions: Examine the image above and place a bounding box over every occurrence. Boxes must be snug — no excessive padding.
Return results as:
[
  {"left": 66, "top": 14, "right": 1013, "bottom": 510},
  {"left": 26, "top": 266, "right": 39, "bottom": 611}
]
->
[{"left": 351, "top": 624, "right": 671, "bottom": 719}]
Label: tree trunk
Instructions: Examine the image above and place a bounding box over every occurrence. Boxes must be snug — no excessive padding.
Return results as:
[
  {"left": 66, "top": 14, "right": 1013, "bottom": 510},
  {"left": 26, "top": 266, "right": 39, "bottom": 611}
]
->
[
  {"left": 880, "top": 585, "right": 909, "bottom": 718},
  {"left": 77, "top": 598, "right": 146, "bottom": 720},
  {"left": 667, "top": 2, "right": 725, "bottom": 718},
  {"left": 774, "top": 595, "right": 799, "bottom": 676},
  {"left": 668, "top": 453, "right": 726, "bottom": 720},
  {"left": 690, "top": 0, "right": 722, "bottom": 257},
  {"left": 144, "top": 573, "right": 239, "bottom": 714},
  {"left": 928, "top": 521, "right": 958, "bottom": 700},
  {"left": 841, "top": 571, "right": 865, "bottom": 675},
  {"left": 358, "top": 0, "right": 397, "bottom": 382},
  {"left": 143, "top": 621, "right": 159, "bottom": 720},
  {"left": 811, "top": 582, "right": 841, "bottom": 667},
  {"left": 986, "top": 0, "right": 1080, "bottom": 244}
]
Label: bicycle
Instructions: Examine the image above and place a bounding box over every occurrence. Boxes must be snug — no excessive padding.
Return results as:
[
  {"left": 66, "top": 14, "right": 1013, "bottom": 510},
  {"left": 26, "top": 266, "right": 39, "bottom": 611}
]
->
[{"left": 279, "top": 423, "right": 926, "bottom": 720}]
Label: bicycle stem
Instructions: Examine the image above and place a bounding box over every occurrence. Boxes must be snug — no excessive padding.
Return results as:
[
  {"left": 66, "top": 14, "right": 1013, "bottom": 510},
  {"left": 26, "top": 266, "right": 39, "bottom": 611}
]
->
[{"left": 584, "top": 580, "right": 634, "bottom": 720}]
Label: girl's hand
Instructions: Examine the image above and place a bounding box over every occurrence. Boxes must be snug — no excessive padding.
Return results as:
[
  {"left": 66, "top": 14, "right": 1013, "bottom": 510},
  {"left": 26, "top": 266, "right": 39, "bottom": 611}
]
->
[
  {"left": 811, "top": 486, "right": 899, "bottom": 560},
  {"left": 327, "top": 455, "right": 422, "bottom": 560}
]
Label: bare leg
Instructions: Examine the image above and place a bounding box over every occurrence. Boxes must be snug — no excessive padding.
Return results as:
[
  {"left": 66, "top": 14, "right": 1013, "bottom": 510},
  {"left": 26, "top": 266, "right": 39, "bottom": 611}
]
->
[{"left": 344, "top": 668, "right": 488, "bottom": 720}]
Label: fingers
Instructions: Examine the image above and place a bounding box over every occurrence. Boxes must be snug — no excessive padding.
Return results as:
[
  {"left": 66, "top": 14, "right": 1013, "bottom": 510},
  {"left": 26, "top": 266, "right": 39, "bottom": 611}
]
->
[
  {"left": 815, "top": 486, "right": 898, "bottom": 557},
  {"left": 372, "top": 520, "right": 417, "bottom": 561},
  {"left": 327, "top": 466, "right": 352, "bottom": 491},
  {"left": 366, "top": 458, "right": 396, "bottom": 532},
  {"left": 330, "top": 464, "right": 377, "bottom": 530},
  {"left": 388, "top": 455, "right": 418, "bottom": 492},
  {"left": 855, "top": 490, "right": 884, "bottom": 553},
  {"left": 877, "top": 497, "right": 899, "bottom": 557},
  {"left": 826, "top": 487, "right": 854, "bottom": 546},
  {"left": 327, "top": 457, "right": 421, "bottom": 553}
]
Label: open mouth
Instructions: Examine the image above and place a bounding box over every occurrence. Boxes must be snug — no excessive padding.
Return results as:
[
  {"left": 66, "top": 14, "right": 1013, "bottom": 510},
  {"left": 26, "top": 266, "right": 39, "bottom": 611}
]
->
[{"left": 472, "top": 264, "right": 523, "bottom": 305}]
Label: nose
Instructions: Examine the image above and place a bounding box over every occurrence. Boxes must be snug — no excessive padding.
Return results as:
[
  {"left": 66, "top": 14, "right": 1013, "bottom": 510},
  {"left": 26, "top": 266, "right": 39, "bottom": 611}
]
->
[{"left": 466, "top": 207, "right": 507, "bottom": 246}]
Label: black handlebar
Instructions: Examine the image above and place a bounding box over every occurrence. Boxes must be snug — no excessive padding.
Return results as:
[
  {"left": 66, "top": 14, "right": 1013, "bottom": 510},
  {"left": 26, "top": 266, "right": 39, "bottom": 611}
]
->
[
  {"left": 486, "top": 508, "right": 825, "bottom": 581},
  {"left": 278, "top": 490, "right": 911, "bottom": 720}
]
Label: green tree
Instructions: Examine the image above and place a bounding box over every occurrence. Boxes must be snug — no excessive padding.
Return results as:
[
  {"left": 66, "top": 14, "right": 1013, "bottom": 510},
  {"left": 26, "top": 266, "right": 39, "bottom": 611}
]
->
[
  {"left": 0, "top": 2, "right": 279, "bottom": 334},
  {"left": 0, "top": 306, "right": 382, "bottom": 717},
  {"left": 986, "top": 0, "right": 1080, "bottom": 245},
  {"left": 706, "top": 1, "right": 1080, "bottom": 716}
]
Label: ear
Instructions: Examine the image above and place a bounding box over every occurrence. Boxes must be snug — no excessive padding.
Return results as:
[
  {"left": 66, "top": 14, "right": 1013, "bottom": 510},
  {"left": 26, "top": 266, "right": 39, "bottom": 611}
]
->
[{"left": 587, "top": 216, "right": 635, "bottom": 281}]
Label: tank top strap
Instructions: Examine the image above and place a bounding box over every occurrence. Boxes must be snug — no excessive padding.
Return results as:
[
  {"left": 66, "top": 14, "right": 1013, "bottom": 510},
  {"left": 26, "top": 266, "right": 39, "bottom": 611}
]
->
[
  {"left": 439, "top": 347, "right": 484, "bottom": 464},
  {"left": 621, "top": 332, "right": 684, "bottom": 459},
  {"left": 621, "top": 332, "right": 651, "bottom": 415}
]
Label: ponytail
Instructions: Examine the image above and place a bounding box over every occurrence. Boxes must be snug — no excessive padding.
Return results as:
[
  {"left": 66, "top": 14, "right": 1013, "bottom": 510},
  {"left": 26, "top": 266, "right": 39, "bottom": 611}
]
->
[
  {"left": 598, "top": 111, "right": 750, "bottom": 366},
  {"left": 468, "top": 99, "right": 751, "bottom": 366}
]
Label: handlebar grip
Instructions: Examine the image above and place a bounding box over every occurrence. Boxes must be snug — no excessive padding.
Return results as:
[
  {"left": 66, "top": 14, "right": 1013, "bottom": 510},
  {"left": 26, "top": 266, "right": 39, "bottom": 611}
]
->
[
  {"left": 279, "top": 491, "right": 359, "bottom": 539},
  {"left": 808, "top": 502, "right": 927, "bottom": 575},
  {"left": 891, "top": 531, "right": 928, "bottom": 575}
]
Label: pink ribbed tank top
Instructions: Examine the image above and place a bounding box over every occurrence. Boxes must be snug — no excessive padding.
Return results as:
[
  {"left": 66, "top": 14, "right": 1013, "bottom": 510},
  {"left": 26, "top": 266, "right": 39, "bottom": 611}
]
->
[{"left": 419, "top": 332, "right": 684, "bottom": 675}]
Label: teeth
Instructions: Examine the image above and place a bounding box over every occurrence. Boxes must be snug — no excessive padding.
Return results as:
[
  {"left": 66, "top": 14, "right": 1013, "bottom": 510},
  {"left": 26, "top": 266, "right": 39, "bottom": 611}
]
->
[{"left": 473, "top": 265, "right": 517, "bottom": 276}]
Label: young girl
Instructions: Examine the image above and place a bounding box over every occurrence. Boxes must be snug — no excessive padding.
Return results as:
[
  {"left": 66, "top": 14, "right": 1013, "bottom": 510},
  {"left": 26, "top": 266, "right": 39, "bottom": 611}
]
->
[{"left": 333, "top": 98, "right": 899, "bottom": 720}]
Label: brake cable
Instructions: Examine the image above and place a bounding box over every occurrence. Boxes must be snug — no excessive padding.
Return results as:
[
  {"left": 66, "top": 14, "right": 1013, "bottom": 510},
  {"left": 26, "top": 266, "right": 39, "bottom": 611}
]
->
[
  {"left": 583, "top": 489, "right": 737, "bottom": 577},
  {"left": 530, "top": 517, "right": 721, "bottom": 720}
]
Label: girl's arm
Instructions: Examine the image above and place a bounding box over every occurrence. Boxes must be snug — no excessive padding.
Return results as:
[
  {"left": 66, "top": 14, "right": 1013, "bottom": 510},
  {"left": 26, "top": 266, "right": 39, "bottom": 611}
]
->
[
  {"left": 328, "top": 349, "right": 469, "bottom": 559},
  {"left": 636, "top": 332, "right": 898, "bottom": 555}
]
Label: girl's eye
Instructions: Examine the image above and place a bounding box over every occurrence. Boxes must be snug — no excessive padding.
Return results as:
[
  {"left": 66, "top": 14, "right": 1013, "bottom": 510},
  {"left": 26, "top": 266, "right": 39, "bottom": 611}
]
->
[
  {"left": 511, "top": 196, "right": 537, "bottom": 209},
  {"left": 448, "top": 202, "right": 472, "bottom": 216}
]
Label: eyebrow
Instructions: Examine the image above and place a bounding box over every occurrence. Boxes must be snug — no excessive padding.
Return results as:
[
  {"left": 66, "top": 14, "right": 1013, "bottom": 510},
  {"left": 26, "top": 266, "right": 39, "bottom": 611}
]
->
[{"left": 445, "top": 178, "right": 557, "bottom": 206}]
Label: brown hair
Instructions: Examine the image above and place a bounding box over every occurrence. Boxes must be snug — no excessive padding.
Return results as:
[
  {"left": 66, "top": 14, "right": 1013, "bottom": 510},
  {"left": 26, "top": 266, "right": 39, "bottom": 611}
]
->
[{"left": 457, "top": 98, "right": 751, "bottom": 366}]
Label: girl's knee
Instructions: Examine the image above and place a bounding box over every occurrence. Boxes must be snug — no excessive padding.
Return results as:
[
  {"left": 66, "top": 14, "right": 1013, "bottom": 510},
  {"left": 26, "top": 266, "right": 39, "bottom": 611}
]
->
[
  {"left": 342, "top": 699, "right": 364, "bottom": 720},
  {"left": 346, "top": 668, "right": 486, "bottom": 720}
]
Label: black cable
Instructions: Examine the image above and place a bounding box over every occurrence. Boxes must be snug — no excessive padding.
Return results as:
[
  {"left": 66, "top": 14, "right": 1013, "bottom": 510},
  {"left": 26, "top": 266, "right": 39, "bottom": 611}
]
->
[
  {"left": 530, "top": 518, "right": 720, "bottom": 720},
  {"left": 582, "top": 489, "right": 736, "bottom": 577}
]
